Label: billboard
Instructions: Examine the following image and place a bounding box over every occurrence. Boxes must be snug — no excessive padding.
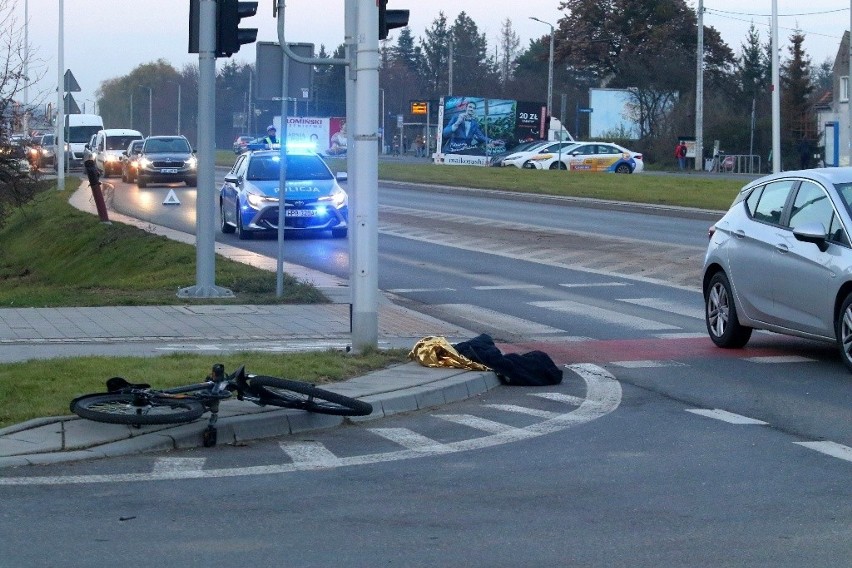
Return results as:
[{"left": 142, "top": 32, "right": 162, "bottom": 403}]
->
[
  {"left": 270, "top": 116, "right": 346, "bottom": 156},
  {"left": 436, "top": 96, "right": 546, "bottom": 166},
  {"left": 588, "top": 88, "right": 640, "bottom": 139}
]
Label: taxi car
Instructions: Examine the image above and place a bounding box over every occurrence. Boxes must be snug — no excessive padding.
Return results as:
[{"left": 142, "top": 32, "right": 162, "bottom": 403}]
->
[
  {"left": 219, "top": 146, "right": 348, "bottom": 240},
  {"left": 530, "top": 141, "right": 644, "bottom": 173}
]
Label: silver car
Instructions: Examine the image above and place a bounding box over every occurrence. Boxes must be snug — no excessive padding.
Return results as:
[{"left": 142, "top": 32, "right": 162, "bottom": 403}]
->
[{"left": 703, "top": 167, "right": 852, "bottom": 372}]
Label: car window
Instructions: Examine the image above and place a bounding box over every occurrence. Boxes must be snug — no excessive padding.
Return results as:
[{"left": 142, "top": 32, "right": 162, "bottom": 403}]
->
[
  {"left": 231, "top": 154, "right": 246, "bottom": 175},
  {"left": 750, "top": 180, "right": 794, "bottom": 225},
  {"left": 744, "top": 185, "right": 763, "bottom": 215},
  {"left": 787, "top": 181, "right": 833, "bottom": 233},
  {"left": 246, "top": 154, "right": 333, "bottom": 181}
]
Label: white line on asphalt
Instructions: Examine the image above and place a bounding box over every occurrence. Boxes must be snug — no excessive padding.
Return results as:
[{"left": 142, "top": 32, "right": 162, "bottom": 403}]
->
[
  {"left": 367, "top": 428, "right": 453, "bottom": 453},
  {"left": 529, "top": 300, "right": 679, "bottom": 331},
  {"left": 654, "top": 332, "right": 707, "bottom": 339},
  {"left": 386, "top": 288, "right": 457, "bottom": 294},
  {"left": 434, "top": 303, "right": 564, "bottom": 335},
  {"left": 742, "top": 355, "right": 816, "bottom": 364},
  {"left": 152, "top": 458, "right": 206, "bottom": 474},
  {"left": 482, "top": 404, "right": 560, "bottom": 419},
  {"left": 685, "top": 409, "right": 768, "bottom": 425},
  {"left": 618, "top": 297, "right": 705, "bottom": 320},
  {"left": 279, "top": 441, "right": 342, "bottom": 468},
  {"left": 473, "top": 284, "right": 545, "bottom": 291},
  {"left": 435, "top": 414, "right": 525, "bottom": 435},
  {"left": 611, "top": 360, "right": 688, "bottom": 368},
  {"left": 794, "top": 441, "right": 852, "bottom": 463},
  {"left": 560, "top": 282, "right": 630, "bottom": 288},
  {"left": 532, "top": 392, "right": 585, "bottom": 406}
]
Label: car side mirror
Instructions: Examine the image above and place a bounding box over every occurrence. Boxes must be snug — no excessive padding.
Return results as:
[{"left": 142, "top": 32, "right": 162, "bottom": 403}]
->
[
  {"left": 336, "top": 171, "right": 348, "bottom": 182},
  {"left": 793, "top": 222, "right": 829, "bottom": 252},
  {"left": 224, "top": 173, "right": 239, "bottom": 184}
]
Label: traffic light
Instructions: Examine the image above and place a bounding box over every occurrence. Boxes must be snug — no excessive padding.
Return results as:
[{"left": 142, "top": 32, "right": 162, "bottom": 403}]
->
[
  {"left": 188, "top": 0, "right": 257, "bottom": 57},
  {"left": 216, "top": 0, "right": 258, "bottom": 58},
  {"left": 378, "top": 0, "right": 409, "bottom": 40}
]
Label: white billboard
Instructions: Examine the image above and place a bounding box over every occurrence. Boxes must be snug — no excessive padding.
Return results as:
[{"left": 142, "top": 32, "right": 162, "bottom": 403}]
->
[{"left": 589, "top": 88, "right": 640, "bottom": 140}]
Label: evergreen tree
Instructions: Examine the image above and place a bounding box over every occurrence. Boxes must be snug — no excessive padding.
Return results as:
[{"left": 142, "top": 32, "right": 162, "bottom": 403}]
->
[
  {"left": 418, "top": 13, "right": 450, "bottom": 98},
  {"left": 498, "top": 18, "right": 521, "bottom": 90}
]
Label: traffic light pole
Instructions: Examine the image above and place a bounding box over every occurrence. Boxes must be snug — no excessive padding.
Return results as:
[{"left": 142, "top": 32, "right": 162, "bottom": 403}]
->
[{"left": 179, "top": 0, "right": 233, "bottom": 299}]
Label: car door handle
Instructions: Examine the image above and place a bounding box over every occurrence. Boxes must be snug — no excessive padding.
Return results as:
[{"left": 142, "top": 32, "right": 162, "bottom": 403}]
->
[
  {"left": 733, "top": 229, "right": 746, "bottom": 239},
  {"left": 775, "top": 243, "right": 789, "bottom": 253}
]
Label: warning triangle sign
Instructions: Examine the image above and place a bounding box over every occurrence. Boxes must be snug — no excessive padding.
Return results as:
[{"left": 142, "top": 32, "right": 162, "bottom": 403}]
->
[{"left": 163, "top": 190, "right": 181, "bottom": 205}]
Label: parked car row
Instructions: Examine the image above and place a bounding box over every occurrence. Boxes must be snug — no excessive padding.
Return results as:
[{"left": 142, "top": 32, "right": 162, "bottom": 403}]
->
[
  {"left": 493, "top": 140, "right": 644, "bottom": 174},
  {"left": 82, "top": 132, "right": 198, "bottom": 187}
]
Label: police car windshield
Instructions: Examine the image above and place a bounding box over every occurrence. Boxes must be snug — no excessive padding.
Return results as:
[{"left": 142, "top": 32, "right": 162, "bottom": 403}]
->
[{"left": 247, "top": 154, "right": 333, "bottom": 181}]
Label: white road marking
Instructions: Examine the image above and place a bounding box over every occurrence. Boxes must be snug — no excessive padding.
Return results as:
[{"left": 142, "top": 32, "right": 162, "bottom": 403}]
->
[
  {"left": 742, "top": 355, "right": 816, "bottom": 364},
  {"left": 794, "top": 441, "right": 852, "bottom": 463},
  {"left": 368, "top": 428, "right": 452, "bottom": 453},
  {"left": 152, "top": 458, "right": 206, "bottom": 474},
  {"left": 685, "top": 409, "right": 768, "bottom": 425},
  {"left": 532, "top": 392, "right": 585, "bottom": 406},
  {"left": 611, "top": 360, "right": 687, "bottom": 368},
  {"left": 434, "top": 303, "right": 564, "bottom": 335},
  {"left": 387, "top": 287, "right": 456, "bottom": 294},
  {"left": 655, "top": 332, "right": 707, "bottom": 339},
  {"left": 619, "top": 297, "right": 704, "bottom": 320},
  {"left": 435, "top": 414, "right": 525, "bottom": 435},
  {"left": 529, "top": 299, "right": 679, "bottom": 331},
  {"left": 482, "top": 404, "right": 560, "bottom": 419},
  {"left": 560, "top": 282, "right": 630, "bottom": 288},
  {"left": 0, "top": 365, "right": 622, "bottom": 485},
  {"left": 279, "top": 441, "right": 342, "bottom": 467},
  {"left": 473, "top": 284, "right": 544, "bottom": 291}
]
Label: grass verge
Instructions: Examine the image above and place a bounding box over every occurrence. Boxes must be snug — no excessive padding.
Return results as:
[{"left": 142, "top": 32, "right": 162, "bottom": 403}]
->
[{"left": 0, "top": 349, "right": 411, "bottom": 428}]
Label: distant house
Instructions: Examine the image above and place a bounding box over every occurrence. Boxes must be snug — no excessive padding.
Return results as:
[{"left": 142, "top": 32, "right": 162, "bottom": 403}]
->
[{"left": 816, "top": 31, "right": 850, "bottom": 166}]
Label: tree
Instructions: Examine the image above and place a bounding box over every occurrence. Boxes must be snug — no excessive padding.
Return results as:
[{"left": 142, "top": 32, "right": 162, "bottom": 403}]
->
[
  {"left": 497, "top": 18, "right": 520, "bottom": 90},
  {"left": 312, "top": 44, "right": 346, "bottom": 117},
  {"left": 418, "top": 12, "right": 450, "bottom": 98},
  {"left": 448, "top": 12, "right": 498, "bottom": 97},
  {"left": 780, "top": 29, "right": 815, "bottom": 167}
]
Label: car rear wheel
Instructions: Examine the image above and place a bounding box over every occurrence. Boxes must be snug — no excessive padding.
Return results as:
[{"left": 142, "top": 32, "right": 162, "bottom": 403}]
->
[
  {"left": 549, "top": 162, "right": 566, "bottom": 170},
  {"left": 705, "top": 272, "right": 752, "bottom": 348},
  {"left": 835, "top": 293, "right": 852, "bottom": 372},
  {"left": 615, "top": 163, "right": 632, "bottom": 174}
]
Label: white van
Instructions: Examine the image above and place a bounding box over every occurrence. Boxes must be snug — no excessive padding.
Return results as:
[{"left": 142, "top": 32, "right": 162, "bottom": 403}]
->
[
  {"left": 93, "top": 128, "right": 144, "bottom": 177},
  {"left": 63, "top": 114, "right": 104, "bottom": 169}
]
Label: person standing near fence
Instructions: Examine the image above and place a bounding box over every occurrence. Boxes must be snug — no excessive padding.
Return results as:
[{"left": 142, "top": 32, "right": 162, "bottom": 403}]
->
[{"left": 675, "top": 140, "right": 688, "bottom": 171}]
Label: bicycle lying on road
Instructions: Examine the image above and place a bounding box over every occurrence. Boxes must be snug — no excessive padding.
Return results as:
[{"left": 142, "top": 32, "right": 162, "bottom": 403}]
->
[{"left": 70, "top": 364, "right": 373, "bottom": 447}]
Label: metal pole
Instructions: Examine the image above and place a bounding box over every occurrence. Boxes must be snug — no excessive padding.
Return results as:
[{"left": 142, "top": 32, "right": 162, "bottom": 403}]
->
[
  {"left": 178, "top": 0, "right": 232, "bottom": 298},
  {"left": 530, "top": 17, "right": 554, "bottom": 118},
  {"left": 23, "top": 0, "right": 28, "bottom": 135},
  {"left": 130, "top": 92, "right": 133, "bottom": 130},
  {"left": 694, "top": 0, "right": 704, "bottom": 171},
  {"left": 771, "top": 0, "right": 781, "bottom": 173},
  {"left": 351, "top": 0, "right": 380, "bottom": 351},
  {"left": 276, "top": 34, "right": 290, "bottom": 297},
  {"left": 56, "top": 0, "right": 65, "bottom": 191},
  {"left": 148, "top": 86, "right": 152, "bottom": 137},
  {"left": 848, "top": 0, "right": 852, "bottom": 166},
  {"left": 177, "top": 83, "right": 181, "bottom": 135},
  {"left": 448, "top": 39, "right": 453, "bottom": 96}
]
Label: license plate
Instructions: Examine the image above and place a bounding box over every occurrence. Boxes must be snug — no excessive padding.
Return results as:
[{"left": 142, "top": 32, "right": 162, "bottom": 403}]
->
[
  {"left": 161, "top": 168, "right": 178, "bottom": 174},
  {"left": 286, "top": 209, "right": 315, "bottom": 217}
]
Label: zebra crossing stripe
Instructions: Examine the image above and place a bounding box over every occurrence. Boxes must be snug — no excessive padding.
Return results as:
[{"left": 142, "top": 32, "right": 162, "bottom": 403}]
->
[
  {"left": 794, "top": 441, "right": 852, "bottom": 463},
  {"left": 685, "top": 409, "right": 768, "bottom": 425},
  {"left": 618, "top": 297, "right": 704, "bottom": 320},
  {"left": 152, "top": 458, "right": 206, "bottom": 474},
  {"left": 435, "top": 414, "right": 525, "bottom": 434},
  {"left": 482, "top": 404, "right": 560, "bottom": 419},
  {"left": 279, "top": 441, "right": 342, "bottom": 467},
  {"left": 532, "top": 392, "right": 585, "bottom": 406},
  {"left": 435, "top": 303, "right": 564, "bottom": 335},
  {"left": 368, "top": 428, "right": 452, "bottom": 453},
  {"left": 529, "top": 300, "right": 679, "bottom": 331}
]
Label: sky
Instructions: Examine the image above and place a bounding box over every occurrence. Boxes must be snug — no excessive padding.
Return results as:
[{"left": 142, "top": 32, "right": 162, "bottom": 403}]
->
[{"left": 15, "top": 0, "right": 852, "bottom": 118}]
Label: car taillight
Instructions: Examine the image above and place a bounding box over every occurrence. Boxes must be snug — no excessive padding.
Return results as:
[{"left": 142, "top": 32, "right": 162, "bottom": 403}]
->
[
  {"left": 635, "top": 154, "right": 643, "bottom": 160},
  {"left": 708, "top": 225, "right": 716, "bottom": 240}
]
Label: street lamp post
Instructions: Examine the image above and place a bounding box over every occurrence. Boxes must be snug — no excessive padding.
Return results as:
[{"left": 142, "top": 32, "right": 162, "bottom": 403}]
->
[
  {"left": 379, "top": 87, "right": 385, "bottom": 154},
  {"left": 166, "top": 81, "right": 182, "bottom": 135},
  {"left": 529, "top": 17, "right": 554, "bottom": 118},
  {"left": 137, "top": 85, "right": 152, "bottom": 136}
]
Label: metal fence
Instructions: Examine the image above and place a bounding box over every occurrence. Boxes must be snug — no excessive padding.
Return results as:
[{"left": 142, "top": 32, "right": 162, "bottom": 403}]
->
[{"left": 704, "top": 154, "right": 762, "bottom": 174}]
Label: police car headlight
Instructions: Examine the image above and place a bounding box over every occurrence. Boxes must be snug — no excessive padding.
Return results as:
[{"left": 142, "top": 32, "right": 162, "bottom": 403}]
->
[
  {"left": 319, "top": 186, "right": 347, "bottom": 209},
  {"left": 247, "top": 193, "right": 277, "bottom": 208}
]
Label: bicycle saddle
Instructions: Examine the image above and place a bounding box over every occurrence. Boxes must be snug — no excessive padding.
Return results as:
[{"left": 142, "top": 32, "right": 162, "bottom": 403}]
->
[{"left": 106, "top": 376, "right": 151, "bottom": 392}]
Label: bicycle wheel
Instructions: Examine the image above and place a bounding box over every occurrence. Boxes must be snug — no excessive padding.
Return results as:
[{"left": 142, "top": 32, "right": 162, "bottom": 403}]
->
[
  {"left": 70, "top": 393, "right": 206, "bottom": 425},
  {"left": 248, "top": 376, "right": 373, "bottom": 416}
]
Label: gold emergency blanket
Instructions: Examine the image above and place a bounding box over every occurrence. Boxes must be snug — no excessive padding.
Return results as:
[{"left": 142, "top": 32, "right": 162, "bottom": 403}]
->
[{"left": 408, "top": 336, "right": 491, "bottom": 371}]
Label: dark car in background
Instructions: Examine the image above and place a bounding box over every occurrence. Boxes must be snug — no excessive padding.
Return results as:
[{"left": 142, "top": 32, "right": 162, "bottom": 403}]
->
[
  {"left": 121, "top": 139, "right": 145, "bottom": 183},
  {"left": 233, "top": 135, "right": 253, "bottom": 154},
  {"left": 135, "top": 135, "right": 197, "bottom": 187},
  {"left": 219, "top": 148, "right": 348, "bottom": 240},
  {"left": 28, "top": 133, "right": 55, "bottom": 169},
  {"left": 703, "top": 167, "right": 852, "bottom": 373}
]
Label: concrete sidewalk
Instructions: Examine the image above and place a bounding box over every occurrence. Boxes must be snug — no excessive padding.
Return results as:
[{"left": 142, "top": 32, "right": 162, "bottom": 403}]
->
[{"left": 0, "top": 182, "right": 498, "bottom": 468}]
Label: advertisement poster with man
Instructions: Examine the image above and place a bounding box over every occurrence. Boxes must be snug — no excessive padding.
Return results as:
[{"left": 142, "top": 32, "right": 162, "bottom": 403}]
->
[
  {"left": 438, "top": 96, "right": 512, "bottom": 166},
  {"left": 270, "top": 116, "right": 346, "bottom": 156}
]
